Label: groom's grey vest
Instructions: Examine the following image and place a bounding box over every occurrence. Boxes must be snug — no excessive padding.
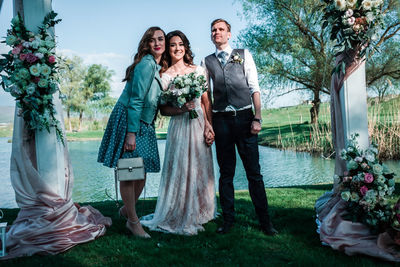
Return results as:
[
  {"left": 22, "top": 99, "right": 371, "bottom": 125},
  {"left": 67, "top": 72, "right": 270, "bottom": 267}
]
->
[{"left": 205, "top": 49, "right": 252, "bottom": 110}]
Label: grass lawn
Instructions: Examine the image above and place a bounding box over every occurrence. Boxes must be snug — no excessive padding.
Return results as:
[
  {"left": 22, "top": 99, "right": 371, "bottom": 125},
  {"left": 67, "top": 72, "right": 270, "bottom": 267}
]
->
[{"left": 2, "top": 184, "right": 398, "bottom": 266}]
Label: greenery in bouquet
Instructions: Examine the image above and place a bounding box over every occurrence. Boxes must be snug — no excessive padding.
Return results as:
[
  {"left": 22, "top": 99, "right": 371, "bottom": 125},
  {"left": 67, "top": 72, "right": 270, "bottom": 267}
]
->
[
  {"left": 161, "top": 72, "right": 207, "bottom": 119},
  {"left": 321, "top": 0, "right": 385, "bottom": 74},
  {"left": 338, "top": 134, "right": 395, "bottom": 232},
  {"left": 0, "top": 12, "right": 64, "bottom": 143}
]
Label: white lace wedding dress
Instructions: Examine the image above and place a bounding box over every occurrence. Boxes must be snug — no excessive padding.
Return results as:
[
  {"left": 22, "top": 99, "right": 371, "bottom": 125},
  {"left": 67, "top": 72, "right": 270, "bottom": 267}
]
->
[{"left": 141, "top": 66, "right": 216, "bottom": 235}]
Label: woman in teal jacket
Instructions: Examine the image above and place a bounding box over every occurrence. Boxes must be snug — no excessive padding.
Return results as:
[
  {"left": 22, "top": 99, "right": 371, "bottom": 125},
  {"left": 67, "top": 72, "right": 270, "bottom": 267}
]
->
[{"left": 98, "top": 27, "right": 167, "bottom": 238}]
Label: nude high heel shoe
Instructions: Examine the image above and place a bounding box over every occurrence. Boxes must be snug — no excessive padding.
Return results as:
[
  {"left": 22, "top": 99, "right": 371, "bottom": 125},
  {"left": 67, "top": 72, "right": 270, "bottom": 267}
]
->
[{"left": 126, "top": 219, "right": 151, "bottom": 239}]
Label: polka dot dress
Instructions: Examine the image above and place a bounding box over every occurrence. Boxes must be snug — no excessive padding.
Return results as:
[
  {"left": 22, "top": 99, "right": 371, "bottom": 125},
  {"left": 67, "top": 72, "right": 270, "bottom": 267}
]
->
[{"left": 97, "top": 101, "right": 160, "bottom": 173}]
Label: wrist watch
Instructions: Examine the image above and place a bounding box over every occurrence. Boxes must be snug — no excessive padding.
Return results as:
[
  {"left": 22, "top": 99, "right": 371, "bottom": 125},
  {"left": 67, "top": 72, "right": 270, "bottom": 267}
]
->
[{"left": 253, "top": 118, "right": 262, "bottom": 124}]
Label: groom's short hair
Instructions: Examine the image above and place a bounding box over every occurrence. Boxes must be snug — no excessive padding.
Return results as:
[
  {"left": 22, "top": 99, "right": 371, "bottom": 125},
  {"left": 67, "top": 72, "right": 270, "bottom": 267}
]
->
[{"left": 211, "top": 19, "right": 231, "bottom": 32}]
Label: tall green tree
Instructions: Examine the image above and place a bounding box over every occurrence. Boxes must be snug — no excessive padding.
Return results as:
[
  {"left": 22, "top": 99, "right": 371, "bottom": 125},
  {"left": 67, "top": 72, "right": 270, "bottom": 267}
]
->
[
  {"left": 78, "top": 64, "right": 115, "bottom": 130},
  {"left": 58, "top": 55, "right": 87, "bottom": 131},
  {"left": 237, "top": 0, "right": 400, "bottom": 123}
]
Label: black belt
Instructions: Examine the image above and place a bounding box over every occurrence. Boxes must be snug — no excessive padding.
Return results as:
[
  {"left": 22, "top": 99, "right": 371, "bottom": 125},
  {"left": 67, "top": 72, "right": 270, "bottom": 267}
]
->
[{"left": 213, "top": 108, "right": 252, "bottom": 117}]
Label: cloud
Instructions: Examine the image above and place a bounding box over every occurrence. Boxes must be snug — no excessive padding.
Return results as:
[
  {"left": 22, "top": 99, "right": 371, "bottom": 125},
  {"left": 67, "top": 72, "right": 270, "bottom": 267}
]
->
[{"left": 57, "top": 49, "right": 130, "bottom": 97}]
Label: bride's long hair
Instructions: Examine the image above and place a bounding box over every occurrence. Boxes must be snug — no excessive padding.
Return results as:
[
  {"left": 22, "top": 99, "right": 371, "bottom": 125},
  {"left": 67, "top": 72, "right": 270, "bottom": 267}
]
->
[
  {"left": 123, "top": 27, "right": 168, "bottom": 82},
  {"left": 164, "top": 30, "right": 194, "bottom": 71}
]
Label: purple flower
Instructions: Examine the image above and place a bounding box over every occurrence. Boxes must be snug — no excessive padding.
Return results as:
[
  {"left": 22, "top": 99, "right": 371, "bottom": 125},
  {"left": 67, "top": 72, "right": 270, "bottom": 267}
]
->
[
  {"left": 364, "top": 173, "right": 374, "bottom": 183},
  {"left": 26, "top": 53, "right": 38, "bottom": 63},
  {"left": 360, "top": 186, "right": 368, "bottom": 196}
]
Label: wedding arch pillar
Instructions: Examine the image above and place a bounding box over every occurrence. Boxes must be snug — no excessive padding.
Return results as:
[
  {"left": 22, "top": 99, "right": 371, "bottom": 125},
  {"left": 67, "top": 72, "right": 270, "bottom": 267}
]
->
[
  {"left": 339, "top": 62, "right": 369, "bottom": 150},
  {"left": 13, "top": 0, "right": 66, "bottom": 198}
]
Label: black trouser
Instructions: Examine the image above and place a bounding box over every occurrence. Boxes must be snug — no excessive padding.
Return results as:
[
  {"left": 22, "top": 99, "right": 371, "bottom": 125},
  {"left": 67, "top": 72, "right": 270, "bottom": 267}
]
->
[{"left": 213, "top": 109, "right": 270, "bottom": 226}]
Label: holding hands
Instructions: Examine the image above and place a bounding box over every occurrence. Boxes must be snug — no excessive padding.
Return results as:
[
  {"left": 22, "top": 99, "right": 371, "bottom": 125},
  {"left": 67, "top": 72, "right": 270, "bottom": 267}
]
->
[{"left": 204, "top": 121, "right": 215, "bottom": 146}]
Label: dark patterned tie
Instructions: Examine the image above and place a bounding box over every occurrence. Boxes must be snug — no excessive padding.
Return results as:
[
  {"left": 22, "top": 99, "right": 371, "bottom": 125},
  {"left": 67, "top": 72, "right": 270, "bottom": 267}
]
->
[{"left": 217, "top": 51, "right": 228, "bottom": 66}]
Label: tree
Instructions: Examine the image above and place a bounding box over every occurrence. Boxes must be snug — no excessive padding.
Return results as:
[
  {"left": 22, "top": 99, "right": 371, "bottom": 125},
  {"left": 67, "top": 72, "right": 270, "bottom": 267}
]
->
[
  {"left": 58, "top": 55, "right": 86, "bottom": 131},
  {"left": 78, "top": 64, "right": 115, "bottom": 130},
  {"left": 237, "top": 0, "right": 400, "bottom": 123}
]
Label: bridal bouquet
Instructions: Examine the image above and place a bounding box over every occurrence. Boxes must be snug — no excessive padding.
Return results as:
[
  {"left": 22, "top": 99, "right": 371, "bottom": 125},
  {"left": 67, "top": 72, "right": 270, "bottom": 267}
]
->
[
  {"left": 338, "top": 134, "right": 395, "bottom": 232},
  {"left": 161, "top": 72, "right": 207, "bottom": 119},
  {"left": 0, "top": 12, "right": 64, "bottom": 143},
  {"left": 321, "top": 0, "right": 385, "bottom": 73}
]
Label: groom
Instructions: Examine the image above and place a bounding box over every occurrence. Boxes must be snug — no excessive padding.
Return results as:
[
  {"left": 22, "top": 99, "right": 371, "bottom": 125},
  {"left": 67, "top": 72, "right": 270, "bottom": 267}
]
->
[{"left": 202, "top": 19, "right": 277, "bottom": 236}]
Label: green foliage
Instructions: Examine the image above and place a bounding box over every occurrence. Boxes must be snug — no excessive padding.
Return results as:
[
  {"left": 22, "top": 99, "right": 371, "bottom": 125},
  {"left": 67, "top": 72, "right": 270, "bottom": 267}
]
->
[{"left": 2, "top": 186, "right": 398, "bottom": 266}]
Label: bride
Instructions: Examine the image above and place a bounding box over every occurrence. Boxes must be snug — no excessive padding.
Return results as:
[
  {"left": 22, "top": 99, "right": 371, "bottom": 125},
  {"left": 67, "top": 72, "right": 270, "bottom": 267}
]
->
[{"left": 141, "top": 30, "right": 216, "bottom": 235}]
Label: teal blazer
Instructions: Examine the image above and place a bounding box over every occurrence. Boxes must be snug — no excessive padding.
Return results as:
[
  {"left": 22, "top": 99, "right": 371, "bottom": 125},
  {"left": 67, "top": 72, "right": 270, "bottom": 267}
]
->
[{"left": 117, "top": 54, "right": 162, "bottom": 133}]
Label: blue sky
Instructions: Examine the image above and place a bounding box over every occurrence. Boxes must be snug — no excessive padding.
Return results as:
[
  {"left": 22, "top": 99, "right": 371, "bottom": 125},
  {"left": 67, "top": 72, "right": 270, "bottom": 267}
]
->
[{"left": 0, "top": 0, "right": 301, "bottom": 107}]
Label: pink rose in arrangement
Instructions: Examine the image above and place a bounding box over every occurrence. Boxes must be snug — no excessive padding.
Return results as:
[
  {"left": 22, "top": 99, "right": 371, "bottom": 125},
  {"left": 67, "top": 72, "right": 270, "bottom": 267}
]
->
[
  {"left": 48, "top": 55, "right": 56, "bottom": 64},
  {"left": 26, "top": 53, "right": 38, "bottom": 63},
  {"left": 343, "top": 176, "right": 352, "bottom": 182},
  {"left": 360, "top": 186, "right": 369, "bottom": 196},
  {"left": 11, "top": 46, "right": 21, "bottom": 55},
  {"left": 19, "top": 53, "right": 27, "bottom": 61},
  {"left": 364, "top": 173, "right": 374, "bottom": 183}
]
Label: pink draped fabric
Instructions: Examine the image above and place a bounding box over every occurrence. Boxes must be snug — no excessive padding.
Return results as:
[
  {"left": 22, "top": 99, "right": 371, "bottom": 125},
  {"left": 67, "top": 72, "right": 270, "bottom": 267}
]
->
[
  {"left": 318, "top": 51, "right": 400, "bottom": 261},
  {"left": 318, "top": 195, "right": 400, "bottom": 262},
  {"left": 1, "top": 108, "right": 111, "bottom": 259}
]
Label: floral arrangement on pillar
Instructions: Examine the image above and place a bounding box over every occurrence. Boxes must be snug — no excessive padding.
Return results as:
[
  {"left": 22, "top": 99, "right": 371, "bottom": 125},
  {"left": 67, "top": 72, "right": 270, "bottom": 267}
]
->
[
  {"left": 322, "top": 0, "right": 385, "bottom": 74},
  {"left": 0, "top": 11, "right": 64, "bottom": 143}
]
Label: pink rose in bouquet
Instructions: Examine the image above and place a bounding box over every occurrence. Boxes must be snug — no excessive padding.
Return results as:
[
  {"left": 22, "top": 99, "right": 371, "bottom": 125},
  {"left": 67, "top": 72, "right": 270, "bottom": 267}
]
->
[
  {"left": 360, "top": 186, "right": 368, "bottom": 196},
  {"left": 364, "top": 173, "right": 374, "bottom": 183}
]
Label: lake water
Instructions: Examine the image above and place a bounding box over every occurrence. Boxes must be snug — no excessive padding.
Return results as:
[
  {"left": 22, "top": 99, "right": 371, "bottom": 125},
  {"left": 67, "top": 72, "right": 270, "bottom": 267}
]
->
[{"left": 1, "top": 137, "right": 399, "bottom": 208}]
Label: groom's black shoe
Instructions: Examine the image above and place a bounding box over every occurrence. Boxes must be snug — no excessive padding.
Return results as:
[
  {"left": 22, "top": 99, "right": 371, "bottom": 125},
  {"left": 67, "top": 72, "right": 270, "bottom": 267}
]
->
[
  {"left": 216, "top": 222, "right": 234, "bottom": 234},
  {"left": 261, "top": 222, "right": 278, "bottom": 236}
]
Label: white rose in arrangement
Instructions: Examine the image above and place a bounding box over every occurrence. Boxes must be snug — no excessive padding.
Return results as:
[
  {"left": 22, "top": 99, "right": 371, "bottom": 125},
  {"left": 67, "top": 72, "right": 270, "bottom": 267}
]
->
[
  {"left": 41, "top": 64, "right": 52, "bottom": 76},
  {"left": 350, "top": 192, "right": 360, "bottom": 202},
  {"left": 341, "top": 191, "right": 351, "bottom": 201},
  {"left": 6, "top": 35, "right": 17, "bottom": 45},
  {"left": 364, "top": 152, "right": 375, "bottom": 162},
  {"left": 346, "top": 0, "right": 357, "bottom": 7},
  {"left": 35, "top": 52, "right": 44, "bottom": 59},
  {"left": 181, "top": 87, "right": 190, "bottom": 95},
  {"left": 26, "top": 84, "right": 36, "bottom": 95},
  {"left": 347, "top": 17, "right": 356, "bottom": 25},
  {"left": 177, "top": 96, "right": 186, "bottom": 106},
  {"left": 38, "top": 78, "right": 49, "bottom": 88},
  {"left": 362, "top": 0, "right": 373, "bottom": 10},
  {"left": 366, "top": 12, "right": 375, "bottom": 23},
  {"left": 171, "top": 89, "right": 182, "bottom": 97},
  {"left": 335, "top": 0, "right": 347, "bottom": 10},
  {"left": 29, "top": 64, "right": 41, "bottom": 76},
  {"left": 31, "top": 39, "right": 41, "bottom": 49},
  {"left": 345, "top": 9, "right": 354, "bottom": 17},
  {"left": 184, "top": 78, "right": 191, "bottom": 86},
  {"left": 372, "top": 0, "right": 383, "bottom": 7},
  {"left": 18, "top": 68, "right": 31, "bottom": 80},
  {"left": 22, "top": 41, "right": 30, "bottom": 48}
]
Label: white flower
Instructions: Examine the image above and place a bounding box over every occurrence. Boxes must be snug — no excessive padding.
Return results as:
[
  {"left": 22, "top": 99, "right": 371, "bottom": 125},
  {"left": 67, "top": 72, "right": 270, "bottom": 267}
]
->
[
  {"left": 34, "top": 52, "right": 44, "bottom": 59},
  {"left": 362, "top": 0, "right": 373, "bottom": 10},
  {"left": 354, "top": 156, "right": 363, "bottom": 162},
  {"left": 22, "top": 41, "right": 30, "bottom": 48},
  {"left": 26, "top": 83, "right": 36, "bottom": 95},
  {"left": 372, "top": 0, "right": 383, "bottom": 7},
  {"left": 346, "top": 0, "right": 357, "bottom": 7},
  {"left": 31, "top": 39, "right": 41, "bottom": 49},
  {"left": 335, "top": 0, "right": 347, "bottom": 11},
  {"left": 38, "top": 78, "right": 48, "bottom": 88},
  {"left": 181, "top": 87, "right": 190, "bottom": 95},
  {"left": 347, "top": 17, "right": 356, "bottom": 25},
  {"left": 341, "top": 191, "right": 351, "bottom": 201},
  {"left": 177, "top": 96, "right": 186, "bottom": 106},
  {"left": 29, "top": 64, "right": 41, "bottom": 76},
  {"left": 6, "top": 35, "right": 17, "bottom": 45},
  {"left": 366, "top": 12, "right": 375, "bottom": 23},
  {"left": 364, "top": 152, "right": 375, "bottom": 162},
  {"left": 40, "top": 64, "right": 51, "bottom": 76},
  {"left": 345, "top": 9, "right": 354, "bottom": 17}
]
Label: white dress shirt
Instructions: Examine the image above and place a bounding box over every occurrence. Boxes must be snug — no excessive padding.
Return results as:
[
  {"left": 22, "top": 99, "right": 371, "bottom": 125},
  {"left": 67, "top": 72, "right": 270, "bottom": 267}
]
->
[{"left": 201, "top": 45, "right": 260, "bottom": 112}]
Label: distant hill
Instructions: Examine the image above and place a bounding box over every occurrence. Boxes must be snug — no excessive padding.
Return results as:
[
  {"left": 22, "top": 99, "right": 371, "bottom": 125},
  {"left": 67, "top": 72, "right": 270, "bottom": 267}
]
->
[{"left": 0, "top": 106, "right": 14, "bottom": 123}]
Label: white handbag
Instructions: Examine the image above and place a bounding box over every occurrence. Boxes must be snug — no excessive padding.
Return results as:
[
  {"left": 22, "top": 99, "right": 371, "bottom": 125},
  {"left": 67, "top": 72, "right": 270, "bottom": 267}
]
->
[{"left": 113, "top": 157, "right": 145, "bottom": 203}]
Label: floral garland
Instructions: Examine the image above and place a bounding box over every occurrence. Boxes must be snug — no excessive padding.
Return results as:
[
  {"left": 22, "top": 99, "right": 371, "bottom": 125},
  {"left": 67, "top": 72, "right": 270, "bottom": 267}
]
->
[
  {"left": 0, "top": 12, "right": 64, "bottom": 143},
  {"left": 322, "top": 0, "right": 385, "bottom": 73},
  {"left": 338, "top": 134, "right": 396, "bottom": 232}
]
